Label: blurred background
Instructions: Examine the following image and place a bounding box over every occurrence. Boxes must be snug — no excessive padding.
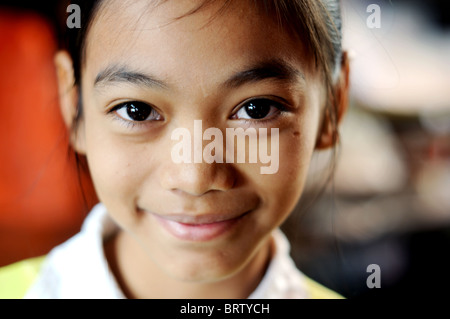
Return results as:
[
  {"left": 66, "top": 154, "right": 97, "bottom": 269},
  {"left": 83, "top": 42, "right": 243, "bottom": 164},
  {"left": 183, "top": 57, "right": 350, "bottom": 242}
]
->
[
  {"left": 284, "top": 0, "right": 450, "bottom": 299},
  {"left": 0, "top": 0, "right": 449, "bottom": 299},
  {"left": 0, "top": 0, "right": 97, "bottom": 269}
]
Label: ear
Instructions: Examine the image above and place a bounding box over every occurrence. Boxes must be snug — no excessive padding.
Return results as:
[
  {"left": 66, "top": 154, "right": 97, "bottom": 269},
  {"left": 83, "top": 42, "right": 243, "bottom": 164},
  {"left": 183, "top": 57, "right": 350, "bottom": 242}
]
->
[
  {"left": 315, "top": 51, "right": 350, "bottom": 150},
  {"left": 54, "top": 51, "right": 86, "bottom": 154}
]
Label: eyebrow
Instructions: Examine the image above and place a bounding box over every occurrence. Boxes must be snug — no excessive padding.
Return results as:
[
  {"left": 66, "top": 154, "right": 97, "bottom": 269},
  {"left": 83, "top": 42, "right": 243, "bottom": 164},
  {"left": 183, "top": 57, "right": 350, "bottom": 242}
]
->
[
  {"left": 93, "top": 59, "right": 304, "bottom": 91},
  {"left": 224, "top": 59, "right": 305, "bottom": 88},
  {"left": 94, "top": 65, "right": 168, "bottom": 90}
]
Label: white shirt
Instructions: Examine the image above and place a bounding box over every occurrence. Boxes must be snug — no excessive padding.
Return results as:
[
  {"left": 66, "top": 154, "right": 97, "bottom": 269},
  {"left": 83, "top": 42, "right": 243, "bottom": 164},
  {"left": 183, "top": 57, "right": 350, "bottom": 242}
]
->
[{"left": 24, "top": 204, "right": 317, "bottom": 299}]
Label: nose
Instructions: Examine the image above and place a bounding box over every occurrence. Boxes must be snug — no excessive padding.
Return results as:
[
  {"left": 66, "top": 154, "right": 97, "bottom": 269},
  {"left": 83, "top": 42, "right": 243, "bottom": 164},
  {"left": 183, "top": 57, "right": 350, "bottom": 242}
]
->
[
  {"left": 160, "top": 121, "right": 237, "bottom": 196},
  {"left": 160, "top": 160, "right": 236, "bottom": 196}
]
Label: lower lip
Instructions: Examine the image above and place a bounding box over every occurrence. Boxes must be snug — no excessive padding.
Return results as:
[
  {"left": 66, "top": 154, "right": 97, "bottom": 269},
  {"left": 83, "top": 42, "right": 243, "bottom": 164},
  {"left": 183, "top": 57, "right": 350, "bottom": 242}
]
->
[{"left": 152, "top": 214, "right": 243, "bottom": 242}]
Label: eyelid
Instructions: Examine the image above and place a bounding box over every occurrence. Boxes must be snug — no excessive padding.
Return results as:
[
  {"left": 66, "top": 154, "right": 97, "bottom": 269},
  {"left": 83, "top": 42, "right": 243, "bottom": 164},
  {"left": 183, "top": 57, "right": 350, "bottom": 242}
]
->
[
  {"left": 230, "top": 96, "right": 289, "bottom": 120},
  {"left": 233, "top": 96, "right": 289, "bottom": 111},
  {"left": 109, "top": 100, "right": 146, "bottom": 112},
  {"left": 108, "top": 100, "right": 163, "bottom": 128}
]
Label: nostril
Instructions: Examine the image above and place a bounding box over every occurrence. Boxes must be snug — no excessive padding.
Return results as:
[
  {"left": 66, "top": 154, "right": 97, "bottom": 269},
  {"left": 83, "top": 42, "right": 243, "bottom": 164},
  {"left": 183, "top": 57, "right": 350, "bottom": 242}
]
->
[{"left": 159, "top": 161, "right": 237, "bottom": 196}]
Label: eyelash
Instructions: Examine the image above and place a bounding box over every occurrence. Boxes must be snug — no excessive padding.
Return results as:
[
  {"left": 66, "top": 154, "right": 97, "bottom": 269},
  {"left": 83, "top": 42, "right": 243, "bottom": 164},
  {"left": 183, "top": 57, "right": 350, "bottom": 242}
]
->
[
  {"left": 108, "top": 101, "right": 162, "bottom": 129},
  {"left": 108, "top": 97, "right": 288, "bottom": 129},
  {"left": 231, "top": 97, "right": 288, "bottom": 125}
]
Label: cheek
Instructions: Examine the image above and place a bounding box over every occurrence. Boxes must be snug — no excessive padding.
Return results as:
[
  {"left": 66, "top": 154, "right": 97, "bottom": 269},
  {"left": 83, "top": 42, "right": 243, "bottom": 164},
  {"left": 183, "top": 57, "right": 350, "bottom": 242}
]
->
[
  {"left": 250, "top": 109, "right": 320, "bottom": 228},
  {"left": 82, "top": 117, "right": 157, "bottom": 215},
  {"left": 86, "top": 140, "right": 138, "bottom": 207}
]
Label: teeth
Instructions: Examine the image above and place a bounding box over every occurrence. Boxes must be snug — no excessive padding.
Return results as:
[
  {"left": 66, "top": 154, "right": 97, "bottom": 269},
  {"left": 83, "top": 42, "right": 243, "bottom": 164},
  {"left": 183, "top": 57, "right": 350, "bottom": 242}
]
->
[
  {"left": 165, "top": 215, "right": 234, "bottom": 225},
  {"left": 147, "top": 209, "right": 251, "bottom": 226},
  {"left": 176, "top": 218, "right": 228, "bottom": 225}
]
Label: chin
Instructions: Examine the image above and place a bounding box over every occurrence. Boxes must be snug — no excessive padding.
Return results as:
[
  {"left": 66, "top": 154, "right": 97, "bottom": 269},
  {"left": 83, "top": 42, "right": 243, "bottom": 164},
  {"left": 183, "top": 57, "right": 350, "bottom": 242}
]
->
[{"left": 162, "top": 252, "right": 247, "bottom": 284}]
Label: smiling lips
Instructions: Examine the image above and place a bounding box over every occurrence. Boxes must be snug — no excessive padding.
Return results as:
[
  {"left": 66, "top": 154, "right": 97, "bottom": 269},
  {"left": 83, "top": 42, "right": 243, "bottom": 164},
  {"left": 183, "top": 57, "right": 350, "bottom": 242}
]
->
[{"left": 151, "top": 211, "right": 249, "bottom": 242}]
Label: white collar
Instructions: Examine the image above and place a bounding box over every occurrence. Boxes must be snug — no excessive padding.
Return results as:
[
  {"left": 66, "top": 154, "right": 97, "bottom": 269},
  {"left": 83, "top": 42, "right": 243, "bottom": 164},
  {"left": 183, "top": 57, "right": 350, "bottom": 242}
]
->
[{"left": 27, "top": 203, "right": 310, "bottom": 299}]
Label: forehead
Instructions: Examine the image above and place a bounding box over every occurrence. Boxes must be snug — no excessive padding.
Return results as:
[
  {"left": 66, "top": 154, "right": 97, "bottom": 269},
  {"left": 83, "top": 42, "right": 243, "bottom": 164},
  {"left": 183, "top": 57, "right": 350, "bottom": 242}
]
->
[{"left": 84, "top": 0, "right": 312, "bottom": 86}]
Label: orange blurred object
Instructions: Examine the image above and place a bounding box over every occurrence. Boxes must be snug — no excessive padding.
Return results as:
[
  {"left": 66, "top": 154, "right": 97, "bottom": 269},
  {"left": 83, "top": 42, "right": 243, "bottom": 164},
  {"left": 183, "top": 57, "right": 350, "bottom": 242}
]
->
[{"left": 0, "top": 10, "right": 97, "bottom": 267}]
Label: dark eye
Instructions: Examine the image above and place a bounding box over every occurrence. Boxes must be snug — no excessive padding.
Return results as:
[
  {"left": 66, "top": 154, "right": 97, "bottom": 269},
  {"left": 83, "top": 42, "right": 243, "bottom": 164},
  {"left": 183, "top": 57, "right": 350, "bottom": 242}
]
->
[
  {"left": 233, "top": 99, "right": 283, "bottom": 120},
  {"left": 114, "top": 101, "right": 162, "bottom": 122}
]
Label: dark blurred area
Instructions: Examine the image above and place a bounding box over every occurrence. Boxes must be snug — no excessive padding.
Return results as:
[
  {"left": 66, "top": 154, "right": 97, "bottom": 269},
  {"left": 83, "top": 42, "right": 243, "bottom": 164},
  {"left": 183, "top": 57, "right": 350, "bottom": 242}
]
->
[
  {"left": 1, "top": 0, "right": 449, "bottom": 299},
  {"left": 0, "top": 0, "right": 97, "bottom": 268},
  {"left": 284, "top": 0, "right": 450, "bottom": 299},
  {"left": 0, "top": 1, "right": 62, "bottom": 24}
]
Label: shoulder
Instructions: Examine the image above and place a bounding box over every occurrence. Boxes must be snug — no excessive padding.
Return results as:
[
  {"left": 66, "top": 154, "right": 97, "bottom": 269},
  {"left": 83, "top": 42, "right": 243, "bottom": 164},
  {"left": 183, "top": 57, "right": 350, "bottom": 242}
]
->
[
  {"left": 0, "top": 256, "right": 46, "bottom": 299},
  {"left": 252, "top": 230, "right": 344, "bottom": 299},
  {"left": 302, "top": 275, "right": 344, "bottom": 299},
  {"left": 23, "top": 204, "right": 124, "bottom": 299}
]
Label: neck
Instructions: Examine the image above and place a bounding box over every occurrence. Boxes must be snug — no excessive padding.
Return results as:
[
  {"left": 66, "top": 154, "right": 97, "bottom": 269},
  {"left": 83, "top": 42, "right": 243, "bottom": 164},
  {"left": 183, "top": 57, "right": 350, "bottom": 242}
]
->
[{"left": 105, "top": 230, "right": 273, "bottom": 299}]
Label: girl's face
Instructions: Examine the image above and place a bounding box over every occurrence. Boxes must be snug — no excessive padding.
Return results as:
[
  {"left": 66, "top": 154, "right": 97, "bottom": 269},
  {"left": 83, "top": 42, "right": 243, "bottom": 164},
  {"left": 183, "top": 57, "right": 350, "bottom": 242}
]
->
[{"left": 67, "top": 0, "right": 330, "bottom": 283}]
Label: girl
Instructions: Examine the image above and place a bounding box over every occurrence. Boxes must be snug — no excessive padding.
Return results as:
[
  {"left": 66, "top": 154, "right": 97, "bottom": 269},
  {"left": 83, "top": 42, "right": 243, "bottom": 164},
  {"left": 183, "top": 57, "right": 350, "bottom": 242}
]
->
[{"left": 23, "top": 0, "right": 349, "bottom": 298}]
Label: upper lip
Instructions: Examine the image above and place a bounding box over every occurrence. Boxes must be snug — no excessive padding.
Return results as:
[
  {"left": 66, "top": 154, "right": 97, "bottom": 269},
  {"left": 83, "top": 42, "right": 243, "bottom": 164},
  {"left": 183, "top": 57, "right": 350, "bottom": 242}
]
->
[
  {"left": 140, "top": 192, "right": 259, "bottom": 225},
  {"left": 150, "top": 210, "right": 251, "bottom": 225}
]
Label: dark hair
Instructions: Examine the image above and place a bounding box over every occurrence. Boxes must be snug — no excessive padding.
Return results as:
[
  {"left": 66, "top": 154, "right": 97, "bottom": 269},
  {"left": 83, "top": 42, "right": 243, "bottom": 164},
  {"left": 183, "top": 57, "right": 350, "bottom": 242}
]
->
[
  {"left": 61, "top": 0, "right": 345, "bottom": 287},
  {"left": 64, "top": 0, "right": 342, "bottom": 78},
  {"left": 61, "top": 0, "right": 343, "bottom": 139}
]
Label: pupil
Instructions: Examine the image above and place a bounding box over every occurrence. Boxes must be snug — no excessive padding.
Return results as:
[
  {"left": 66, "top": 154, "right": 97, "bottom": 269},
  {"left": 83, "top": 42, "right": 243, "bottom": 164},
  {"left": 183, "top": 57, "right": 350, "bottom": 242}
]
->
[
  {"left": 127, "top": 102, "right": 151, "bottom": 121},
  {"left": 246, "top": 101, "right": 270, "bottom": 119}
]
